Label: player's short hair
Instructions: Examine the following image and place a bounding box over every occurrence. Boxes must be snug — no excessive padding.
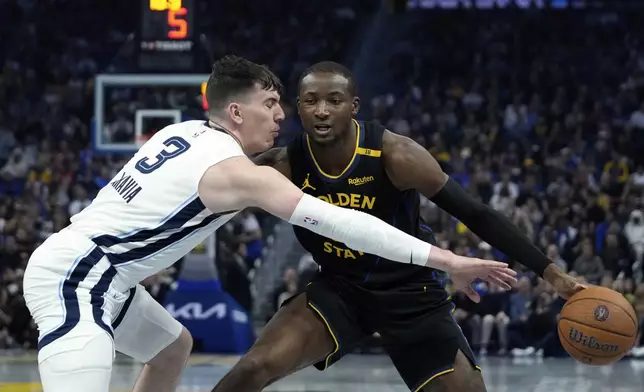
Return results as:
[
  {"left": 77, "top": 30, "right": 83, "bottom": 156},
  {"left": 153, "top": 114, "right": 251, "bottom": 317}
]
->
[
  {"left": 298, "top": 61, "right": 357, "bottom": 95},
  {"left": 206, "top": 55, "right": 284, "bottom": 111}
]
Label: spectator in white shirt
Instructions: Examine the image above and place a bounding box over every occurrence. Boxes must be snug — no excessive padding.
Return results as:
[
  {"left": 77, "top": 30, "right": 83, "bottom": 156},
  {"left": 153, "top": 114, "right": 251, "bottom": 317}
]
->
[
  {"left": 629, "top": 102, "right": 644, "bottom": 129},
  {"left": 493, "top": 172, "right": 519, "bottom": 200}
]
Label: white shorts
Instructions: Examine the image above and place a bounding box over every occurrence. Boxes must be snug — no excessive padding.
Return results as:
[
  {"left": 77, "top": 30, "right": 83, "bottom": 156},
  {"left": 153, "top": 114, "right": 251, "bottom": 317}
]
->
[{"left": 23, "top": 230, "right": 183, "bottom": 364}]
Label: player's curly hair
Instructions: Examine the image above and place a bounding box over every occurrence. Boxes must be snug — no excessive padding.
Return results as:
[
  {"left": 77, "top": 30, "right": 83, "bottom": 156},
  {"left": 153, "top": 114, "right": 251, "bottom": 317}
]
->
[{"left": 206, "top": 55, "right": 284, "bottom": 111}]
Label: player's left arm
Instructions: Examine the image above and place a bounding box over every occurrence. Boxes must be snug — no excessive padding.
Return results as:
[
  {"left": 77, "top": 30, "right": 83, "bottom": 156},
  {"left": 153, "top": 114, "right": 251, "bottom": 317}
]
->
[{"left": 381, "top": 130, "right": 562, "bottom": 282}]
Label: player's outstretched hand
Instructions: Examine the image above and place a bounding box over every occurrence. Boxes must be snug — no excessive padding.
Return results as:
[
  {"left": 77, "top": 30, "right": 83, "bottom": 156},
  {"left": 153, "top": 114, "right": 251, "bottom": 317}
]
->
[
  {"left": 447, "top": 256, "right": 518, "bottom": 303},
  {"left": 543, "top": 263, "right": 587, "bottom": 299}
]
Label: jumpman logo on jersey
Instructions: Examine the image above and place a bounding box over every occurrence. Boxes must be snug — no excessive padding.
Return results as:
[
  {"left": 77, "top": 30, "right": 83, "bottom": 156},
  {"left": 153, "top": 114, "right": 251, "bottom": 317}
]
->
[{"left": 301, "top": 173, "right": 316, "bottom": 191}]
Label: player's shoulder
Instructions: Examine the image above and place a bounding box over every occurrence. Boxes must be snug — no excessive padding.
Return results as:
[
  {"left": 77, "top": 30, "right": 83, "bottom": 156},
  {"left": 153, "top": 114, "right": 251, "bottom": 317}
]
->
[
  {"left": 165, "top": 121, "right": 242, "bottom": 150},
  {"left": 359, "top": 119, "right": 386, "bottom": 134},
  {"left": 358, "top": 119, "right": 399, "bottom": 150},
  {"left": 161, "top": 120, "right": 208, "bottom": 139},
  {"left": 379, "top": 127, "right": 422, "bottom": 165}
]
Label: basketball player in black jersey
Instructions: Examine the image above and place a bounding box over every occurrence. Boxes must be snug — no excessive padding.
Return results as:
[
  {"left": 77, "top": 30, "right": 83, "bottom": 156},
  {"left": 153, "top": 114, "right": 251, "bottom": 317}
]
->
[{"left": 211, "top": 62, "right": 584, "bottom": 392}]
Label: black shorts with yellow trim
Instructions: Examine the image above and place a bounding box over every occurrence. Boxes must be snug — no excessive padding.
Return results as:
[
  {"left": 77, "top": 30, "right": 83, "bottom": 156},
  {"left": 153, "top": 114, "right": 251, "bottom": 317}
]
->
[{"left": 295, "top": 276, "right": 480, "bottom": 391}]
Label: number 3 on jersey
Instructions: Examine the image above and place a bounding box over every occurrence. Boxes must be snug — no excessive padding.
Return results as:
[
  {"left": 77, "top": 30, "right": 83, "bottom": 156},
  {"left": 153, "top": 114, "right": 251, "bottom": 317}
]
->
[{"left": 135, "top": 136, "right": 191, "bottom": 174}]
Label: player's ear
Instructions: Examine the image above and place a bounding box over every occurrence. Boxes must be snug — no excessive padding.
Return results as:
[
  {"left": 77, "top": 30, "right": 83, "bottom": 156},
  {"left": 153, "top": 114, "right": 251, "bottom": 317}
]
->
[
  {"left": 351, "top": 97, "right": 360, "bottom": 117},
  {"left": 227, "top": 102, "right": 243, "bottom": 125},
  {"left": 296, "top": 97, "right": 301, "bottom": 115}
]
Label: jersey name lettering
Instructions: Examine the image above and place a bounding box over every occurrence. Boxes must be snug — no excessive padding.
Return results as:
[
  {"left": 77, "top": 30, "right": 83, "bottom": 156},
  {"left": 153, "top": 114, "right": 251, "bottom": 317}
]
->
[
  {"left": 110, "top": 172, "right": 143, "bottom": 203},
  {"left": 316, "top": 193, "right": 376, "bottom": 210},
  {"left": 323, "top": 241, "right": 365, "bottom": 260}
]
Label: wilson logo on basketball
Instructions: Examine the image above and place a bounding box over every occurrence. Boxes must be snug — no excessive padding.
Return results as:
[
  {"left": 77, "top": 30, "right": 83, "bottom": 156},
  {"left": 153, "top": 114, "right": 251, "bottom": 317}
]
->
[
  {"left": 568, "top": 328, "right": 619, "bottom": 352},
  {"left": 593, "top": 305, "right": 610, "bottom": 322}
]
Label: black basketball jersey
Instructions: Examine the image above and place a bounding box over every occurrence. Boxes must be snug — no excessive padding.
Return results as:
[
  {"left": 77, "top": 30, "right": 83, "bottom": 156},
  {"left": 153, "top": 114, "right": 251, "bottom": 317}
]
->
[{"left": 288, "top": 120, "right": 440, "bottom": 289}]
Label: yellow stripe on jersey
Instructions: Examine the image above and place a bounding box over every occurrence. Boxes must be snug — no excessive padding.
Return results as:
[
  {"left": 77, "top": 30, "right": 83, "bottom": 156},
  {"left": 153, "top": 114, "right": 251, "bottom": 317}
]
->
[{"left": 356, "top": 147, "right": 381, "bottom": 157}]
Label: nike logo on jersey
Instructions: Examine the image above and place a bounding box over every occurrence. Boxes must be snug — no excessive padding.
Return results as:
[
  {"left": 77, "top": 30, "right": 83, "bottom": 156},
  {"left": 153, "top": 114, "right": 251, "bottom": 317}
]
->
[
  {"left": 111, "top": 171, "right": 142, "bottom": 203},
  {"left": 193, "top": 128, "right": 207, "bottom": 138}
]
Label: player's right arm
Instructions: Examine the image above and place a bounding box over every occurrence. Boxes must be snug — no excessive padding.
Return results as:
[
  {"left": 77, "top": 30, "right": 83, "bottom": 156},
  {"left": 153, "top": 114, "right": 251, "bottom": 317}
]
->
[{"left": 198, "top": 156, "right": 515, "bottom": 289}]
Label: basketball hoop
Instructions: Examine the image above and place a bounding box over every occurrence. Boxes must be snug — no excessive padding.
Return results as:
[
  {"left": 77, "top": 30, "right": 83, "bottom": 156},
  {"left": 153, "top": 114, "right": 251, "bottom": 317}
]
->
[{"left": 94, "top": 75, "right": 208, "bottom": 154}]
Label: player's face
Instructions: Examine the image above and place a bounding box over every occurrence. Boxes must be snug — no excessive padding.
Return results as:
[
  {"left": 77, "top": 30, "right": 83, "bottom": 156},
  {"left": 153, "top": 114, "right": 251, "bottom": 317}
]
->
[
  {"left": 236, "top": 86, "right": 285, "bottom": 154},
  {"left": 297, "top": 72, "right": 359, "bottom": 145}
]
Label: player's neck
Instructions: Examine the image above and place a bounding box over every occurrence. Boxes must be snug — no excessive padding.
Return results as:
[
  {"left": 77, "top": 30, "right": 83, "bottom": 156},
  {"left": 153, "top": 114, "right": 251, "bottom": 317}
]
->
[
  {"left": 309, "top": 120, "right": 357, "bottom": 173},
  {"left": 208, "top": 119, "right": 245, "bottom": 152}
]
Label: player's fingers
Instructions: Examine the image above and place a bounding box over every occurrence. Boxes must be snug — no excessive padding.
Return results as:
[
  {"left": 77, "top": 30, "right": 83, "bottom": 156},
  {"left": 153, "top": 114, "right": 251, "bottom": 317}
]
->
[
  {"left": 485, "top": 274, "right": 512, "bottom": 291},
  {"left": 484, "top": 266, "right": 517, "bottom": 276},
  {"left": 463, "top": 286, "right": 480, "bottom": 303},
  {"left": 490, "top": 269, "right": 518, "bottom": 284},
  {"left": 477, "top": 260, "right": 509, "bottom": 269},
  {"left": 500, "top": 267, "right": 517, "bottom": 277}
]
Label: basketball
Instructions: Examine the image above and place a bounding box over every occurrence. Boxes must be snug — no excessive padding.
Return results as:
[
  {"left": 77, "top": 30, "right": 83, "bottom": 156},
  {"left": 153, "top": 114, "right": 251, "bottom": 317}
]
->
[{"left": 558, "top": 286, "right": 638, "bottom": 366}]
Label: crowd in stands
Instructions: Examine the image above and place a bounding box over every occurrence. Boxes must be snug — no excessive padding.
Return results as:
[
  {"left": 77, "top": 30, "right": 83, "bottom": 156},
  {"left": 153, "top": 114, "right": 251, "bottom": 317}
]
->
[{"left": 3, "top": 0, "right": 644, "bottom": 362}]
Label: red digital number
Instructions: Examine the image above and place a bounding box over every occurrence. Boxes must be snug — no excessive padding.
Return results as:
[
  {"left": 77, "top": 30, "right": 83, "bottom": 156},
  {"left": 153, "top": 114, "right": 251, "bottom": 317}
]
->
[{"left": 168, "top": 7, "right": 188, "bottom": 39}]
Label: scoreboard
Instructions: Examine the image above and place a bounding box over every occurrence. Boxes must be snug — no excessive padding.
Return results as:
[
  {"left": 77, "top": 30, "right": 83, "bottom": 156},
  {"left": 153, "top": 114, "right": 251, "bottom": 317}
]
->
[{"left": 139, "top": 0, "right": 197, "bottom": 71}]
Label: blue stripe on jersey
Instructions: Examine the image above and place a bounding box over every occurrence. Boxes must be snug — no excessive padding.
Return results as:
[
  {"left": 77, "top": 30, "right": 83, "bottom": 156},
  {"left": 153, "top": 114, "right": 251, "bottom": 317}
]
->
[
  {"left": 90, "top": 264, "right": 118, "bottom": 338},
  {"left": 38, "top": 247, "right": 113, "bottom": 351},
  {"left": 92, "top": 195, "right": 206, "bottom": 248},
  {"left": 112, "top": 287, "right": 136, "bottom": 330},
  {"left": 105, "top": 213, "right": 223, "bottom": 266},
  {"left": 38, "top": 245, "right": 94, "bottom": 340}
]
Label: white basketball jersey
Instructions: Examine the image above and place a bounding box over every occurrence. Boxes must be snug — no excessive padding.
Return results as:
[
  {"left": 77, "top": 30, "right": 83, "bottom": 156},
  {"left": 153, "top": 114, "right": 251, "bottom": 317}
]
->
[{"left": 66, "top": 120, "right": 244, "bottom": 288}]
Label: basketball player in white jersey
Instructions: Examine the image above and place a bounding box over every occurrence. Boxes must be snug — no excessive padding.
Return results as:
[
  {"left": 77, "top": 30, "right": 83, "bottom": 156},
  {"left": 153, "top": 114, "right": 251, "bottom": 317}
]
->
[{"left": 23, "top": 55, "right": 516, "bottom": 392}]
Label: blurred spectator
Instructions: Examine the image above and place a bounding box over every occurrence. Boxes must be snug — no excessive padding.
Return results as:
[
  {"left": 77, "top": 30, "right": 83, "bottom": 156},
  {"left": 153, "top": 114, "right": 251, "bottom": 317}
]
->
[
  {"left": 631, "top": 283, "right": 644, "bottom": 358},
  {"left": 0, "top": 245, "right": 34, "bottom": 349},
  {"left": 602, "top": 233, "right": 632, "bottom": 278},
  {"left": 218, "top": 241, "right": 254, "bottom": 313},
  {"left": 625, "top": 210, "right": 644, "bottom": 275},
  {"left": 68, "top": 183, "right": 91, "bottom": 216},
  {"left": 622, "top": 164, "right": 644, "bottom": 198},
  {"left": 510, "top": 202, "right": 534, "bottom": 242},
  {"left": 512, "top": 282, "right": 564, "bottom": 358},
  {"left": 478, "top": 285, "right": 510, "bottom": 356},
  {"left": 141, "top": 270, "right": 176, "bottom": 306},
  {"left": 272, "top": 268, "right": 300, "bottom": 311},
  {"left": 628, "top": 102, "right": 644, "bottom": 130},
  {"left": 297, "top": 253, "right": 318, "bottom": 287},
  {"left": 493, "top": 172, "right": 519, "bottom": 201},
  {"left": 235, "top": 210, "right": 264, "bottom": 264},
  {"left": 452, "top": 291, "right": 482, "bottom": 351},
  {"left": 546, "top": 244, "right": 567, "bottom": 273},
  {"left": 573, "top": 239, "right": 605, "bottom": 284},
  {"left": 507, "top": 277, "right": 533, "bottom": 350}
]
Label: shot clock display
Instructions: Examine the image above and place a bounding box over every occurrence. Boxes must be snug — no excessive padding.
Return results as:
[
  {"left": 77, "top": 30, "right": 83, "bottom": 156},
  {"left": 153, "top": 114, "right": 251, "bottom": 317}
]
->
[{"left": 139, "top": 0, "right": 197, "bottom": 71}]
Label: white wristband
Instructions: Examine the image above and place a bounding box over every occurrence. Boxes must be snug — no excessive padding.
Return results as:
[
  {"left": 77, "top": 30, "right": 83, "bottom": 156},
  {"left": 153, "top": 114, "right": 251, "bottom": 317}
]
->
[{"left": 289, "top": 194, "right": 436, "bottom": 268}]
